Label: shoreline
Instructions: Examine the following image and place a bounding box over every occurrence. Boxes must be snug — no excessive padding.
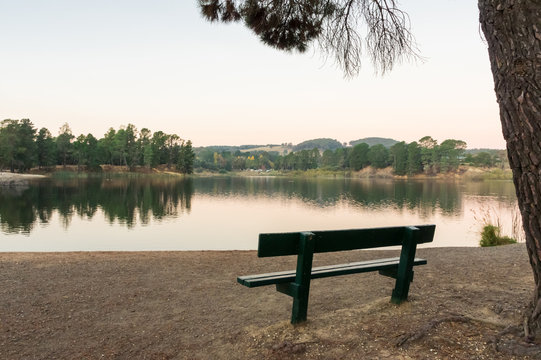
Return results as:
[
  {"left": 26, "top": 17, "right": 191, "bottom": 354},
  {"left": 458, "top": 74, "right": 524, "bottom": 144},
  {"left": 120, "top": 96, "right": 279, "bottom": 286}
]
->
[
  {"left": 0, "top": 171, "right": 45, "bottom": 186},
  {"left": 2, "top": 164, "right": 513, "bottom": 182},
  {"left": 1, "top": 244, "right": 538, "bottom": 359}
]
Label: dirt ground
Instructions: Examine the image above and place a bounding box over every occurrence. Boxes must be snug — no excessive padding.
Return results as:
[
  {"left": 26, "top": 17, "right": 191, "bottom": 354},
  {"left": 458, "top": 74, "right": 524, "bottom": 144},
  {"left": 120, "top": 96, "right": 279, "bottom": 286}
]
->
[{"left": 1, "top": 244, "right": 540, "bottom": 359}]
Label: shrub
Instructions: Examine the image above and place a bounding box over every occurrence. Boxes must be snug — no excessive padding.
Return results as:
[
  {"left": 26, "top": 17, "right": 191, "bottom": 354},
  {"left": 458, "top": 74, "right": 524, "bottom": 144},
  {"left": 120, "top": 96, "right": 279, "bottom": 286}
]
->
[{"left": 480, "top": 224, "right": 517, "bottom": 247}]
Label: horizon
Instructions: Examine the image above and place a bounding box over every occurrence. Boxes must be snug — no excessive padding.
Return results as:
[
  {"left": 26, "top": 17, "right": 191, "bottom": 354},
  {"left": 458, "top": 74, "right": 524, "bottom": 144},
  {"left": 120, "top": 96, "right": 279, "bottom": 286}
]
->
[{"left": 0, "top": 1, "right": 506, "bottom": 149}]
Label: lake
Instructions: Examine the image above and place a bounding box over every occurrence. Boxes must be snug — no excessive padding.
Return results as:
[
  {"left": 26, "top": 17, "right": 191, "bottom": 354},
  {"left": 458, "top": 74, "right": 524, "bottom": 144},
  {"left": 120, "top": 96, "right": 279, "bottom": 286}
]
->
[{"left": 0, "top": 175, "right": 520, "bottom": 251}]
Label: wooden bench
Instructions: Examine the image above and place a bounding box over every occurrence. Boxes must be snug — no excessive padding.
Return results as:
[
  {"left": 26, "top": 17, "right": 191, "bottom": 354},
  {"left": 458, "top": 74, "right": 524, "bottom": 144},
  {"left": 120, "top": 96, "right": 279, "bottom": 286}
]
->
[{"left": 237, "top": 225, "right": 435, "bottom": 324}]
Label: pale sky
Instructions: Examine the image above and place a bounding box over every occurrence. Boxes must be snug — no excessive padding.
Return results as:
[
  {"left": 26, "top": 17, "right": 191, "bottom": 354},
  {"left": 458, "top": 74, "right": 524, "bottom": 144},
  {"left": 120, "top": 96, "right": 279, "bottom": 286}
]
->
[{"left": 0, "top": 1, "right": 506, "bottom": 149}]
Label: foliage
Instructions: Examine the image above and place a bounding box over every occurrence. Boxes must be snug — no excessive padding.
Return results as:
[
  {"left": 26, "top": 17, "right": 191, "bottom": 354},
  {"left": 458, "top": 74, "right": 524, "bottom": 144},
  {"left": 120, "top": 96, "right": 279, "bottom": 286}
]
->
[
  {"left": 36, "top": 128, "right": 56, "bottom": 169},
  {"left": 192, "top": 136, "right": 508, "bottom": 176},
  {"left": 349, "top": 143, "right": 369, "bottom": 171},
  {"left": 0, "top": 119, "right": 505, "bottom": 179},
  {"left": 480, "top": 225, "right": 517, "bottom": 247},
  {"left": 0, "top": 120, "right": 195, "bottom": 174},
  {"left": 178, "top": 141, "right": 195, "bottom": 174},
  {"left": 199, "top": 0, "right": 418, "bottom": 76},
  {"left": 473, "top": 205, "right": 523, "bottom": 247},
  {"left": 56, "top": 123, "right": 74, "bottom": 167},
  {"left": 390, "top": 141, "right": 407, "bottom": 175},
  {"left": 367, "top": 144, "right": 390, "bottom": 169},
  {"left": 0, "top": 119, "right": 37, "bottom": 172}
]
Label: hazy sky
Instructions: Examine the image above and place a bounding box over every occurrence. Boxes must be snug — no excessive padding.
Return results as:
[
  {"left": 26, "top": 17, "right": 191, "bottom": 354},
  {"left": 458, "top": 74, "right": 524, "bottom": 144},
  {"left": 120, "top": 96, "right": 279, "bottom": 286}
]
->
[{"left": 0, "top": 1, "right": 505, "bottom": 149}]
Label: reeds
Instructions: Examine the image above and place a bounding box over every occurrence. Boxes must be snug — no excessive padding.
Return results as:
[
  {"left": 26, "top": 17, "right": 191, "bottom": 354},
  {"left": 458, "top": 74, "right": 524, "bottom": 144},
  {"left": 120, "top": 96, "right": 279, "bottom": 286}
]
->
[{"left": 472, "top": 204, "right": 524, "bottom": 246}]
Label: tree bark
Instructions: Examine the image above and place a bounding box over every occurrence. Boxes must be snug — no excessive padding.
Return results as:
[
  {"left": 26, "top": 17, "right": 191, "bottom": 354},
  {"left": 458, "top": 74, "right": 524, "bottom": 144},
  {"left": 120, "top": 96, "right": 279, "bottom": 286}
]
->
[{"left": 478, "top": 0, "right": 541, "bottom": 338}]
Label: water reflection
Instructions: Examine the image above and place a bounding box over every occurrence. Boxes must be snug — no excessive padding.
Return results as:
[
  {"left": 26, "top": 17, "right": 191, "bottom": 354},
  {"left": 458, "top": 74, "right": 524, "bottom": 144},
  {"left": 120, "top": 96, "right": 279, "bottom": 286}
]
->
[
  {"left": 0, "top": 176, "right": 518, "bottom": 250},
  {"left": 0, "top": 176, "right": 193, "bottom": 234},
  {"left": 193, "top": 176, "right": 515, "bottom": 214}
]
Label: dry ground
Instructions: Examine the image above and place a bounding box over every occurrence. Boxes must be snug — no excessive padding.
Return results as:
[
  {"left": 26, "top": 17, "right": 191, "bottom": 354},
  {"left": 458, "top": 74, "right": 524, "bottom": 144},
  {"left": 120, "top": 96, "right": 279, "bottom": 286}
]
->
[{"left": 1, "top": 244, "right": 540, "bottom": 359}]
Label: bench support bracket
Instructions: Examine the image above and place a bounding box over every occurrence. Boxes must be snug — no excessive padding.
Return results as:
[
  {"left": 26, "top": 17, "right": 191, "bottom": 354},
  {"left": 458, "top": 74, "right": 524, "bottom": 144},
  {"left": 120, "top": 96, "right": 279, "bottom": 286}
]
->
[
  {"left": 276, "top": 282, "right": 300, "bottom": 298},
  {"left": 391, "top": 226, "right": 419, "bottom": 304},
  {"left": 290, "top": 232, "right": 315, "bottom": 324}
]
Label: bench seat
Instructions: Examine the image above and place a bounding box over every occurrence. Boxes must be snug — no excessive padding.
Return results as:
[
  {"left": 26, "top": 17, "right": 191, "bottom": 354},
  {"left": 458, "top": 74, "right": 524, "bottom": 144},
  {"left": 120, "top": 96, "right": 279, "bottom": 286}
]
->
[{"left": 238, "top": 257, "right": 427, "bottom": 287}]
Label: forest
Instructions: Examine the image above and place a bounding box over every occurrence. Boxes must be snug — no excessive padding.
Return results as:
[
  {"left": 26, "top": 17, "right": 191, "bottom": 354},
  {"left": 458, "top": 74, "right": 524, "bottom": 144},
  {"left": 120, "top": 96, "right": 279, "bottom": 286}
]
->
[
  {"left": 0, "top": 119, "right": 195, "bottom": 174},
  {"left": 0, "top": 119, "right": 505, "bottom": 176},
  {"left": 196, "top": 137, "right": 507, "bottom": 175}
]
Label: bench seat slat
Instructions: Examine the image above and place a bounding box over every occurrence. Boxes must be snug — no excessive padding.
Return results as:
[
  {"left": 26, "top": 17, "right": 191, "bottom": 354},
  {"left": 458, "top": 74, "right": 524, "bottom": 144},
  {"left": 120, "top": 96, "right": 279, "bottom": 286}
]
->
[{"left": 237, "top": 257, "right": 427, "bottom": 288}]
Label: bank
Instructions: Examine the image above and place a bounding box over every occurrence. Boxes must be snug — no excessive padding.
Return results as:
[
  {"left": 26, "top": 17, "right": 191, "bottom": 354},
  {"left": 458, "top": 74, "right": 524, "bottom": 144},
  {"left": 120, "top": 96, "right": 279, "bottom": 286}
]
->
[
  {"left": 0, "top": 244, "right": 538, "bottom": 359},
  {"left": 3, "top": 164, "right": 513, "bottom": 182}
]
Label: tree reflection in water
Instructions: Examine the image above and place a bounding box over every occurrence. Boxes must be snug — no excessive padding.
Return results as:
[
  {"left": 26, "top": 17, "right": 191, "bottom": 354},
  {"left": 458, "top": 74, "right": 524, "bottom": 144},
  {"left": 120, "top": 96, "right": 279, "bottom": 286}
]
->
[{"left": 0, "top": 175, "right": 516, "bottom": 235}]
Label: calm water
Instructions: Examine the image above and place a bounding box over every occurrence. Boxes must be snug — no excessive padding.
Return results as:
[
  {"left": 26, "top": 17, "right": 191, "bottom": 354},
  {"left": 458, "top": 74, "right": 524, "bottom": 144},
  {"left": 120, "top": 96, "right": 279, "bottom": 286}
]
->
[{"left": 0, "top": 175, "right": 519, "bottom": 251}]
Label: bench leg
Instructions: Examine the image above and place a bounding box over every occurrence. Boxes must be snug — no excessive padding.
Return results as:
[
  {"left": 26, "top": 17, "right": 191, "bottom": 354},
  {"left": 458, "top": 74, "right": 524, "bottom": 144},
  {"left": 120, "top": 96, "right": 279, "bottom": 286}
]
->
[
  {"left": 391, "top": 226, "right": 419, "bottom": 304},
  {"left": 290, "top": 232, "right": 315, "bottom": 324}
]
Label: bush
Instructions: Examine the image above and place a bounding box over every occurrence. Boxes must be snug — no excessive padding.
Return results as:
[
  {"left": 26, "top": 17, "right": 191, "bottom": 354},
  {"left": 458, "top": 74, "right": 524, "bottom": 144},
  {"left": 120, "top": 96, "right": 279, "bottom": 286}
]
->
[{"left": 480, "top": 225, "right": 517, "bottom": 247}]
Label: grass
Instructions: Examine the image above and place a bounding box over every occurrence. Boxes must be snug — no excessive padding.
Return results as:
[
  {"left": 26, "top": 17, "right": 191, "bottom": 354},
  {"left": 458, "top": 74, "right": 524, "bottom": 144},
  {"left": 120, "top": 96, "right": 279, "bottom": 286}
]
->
[
  {"left": 473, "top": 205, "right": 524, "bottom": 247},
  {"left": 462, "top": 167, "right": 513, "bottom": 181},
  {"left": 480, "top": 224, "right": 517, "bottom": 247}
]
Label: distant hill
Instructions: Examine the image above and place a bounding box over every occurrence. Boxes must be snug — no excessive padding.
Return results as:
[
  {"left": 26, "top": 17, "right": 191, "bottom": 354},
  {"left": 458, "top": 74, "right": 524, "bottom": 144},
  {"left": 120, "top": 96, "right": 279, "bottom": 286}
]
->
[
  {"left": 293, "top": 138, "right": 344, "bottom": 152},
  {"left": 349, "top": 137, "right": 398, "bottom": 148}
]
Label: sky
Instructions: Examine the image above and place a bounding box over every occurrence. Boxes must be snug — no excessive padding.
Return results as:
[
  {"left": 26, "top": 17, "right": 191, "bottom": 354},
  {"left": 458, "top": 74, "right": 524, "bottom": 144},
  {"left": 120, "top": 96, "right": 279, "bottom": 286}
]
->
[{"left": 0, "top": 1, "right": 506, "bottom": 149}]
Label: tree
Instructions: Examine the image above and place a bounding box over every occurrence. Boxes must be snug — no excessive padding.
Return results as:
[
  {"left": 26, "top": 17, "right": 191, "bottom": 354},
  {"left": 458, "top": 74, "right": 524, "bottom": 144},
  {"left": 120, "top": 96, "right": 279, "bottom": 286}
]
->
[
  {"left": 0, "top": 119, "right": 37, "bottom": 172},
  {"left": 165, "top": 134, "right": 182, "bottom": 169},
  {"left": 201, "top": 0, "right": 541, "bottom": 335},
  {"left": 438, "top": 139, "right": 466, "bottom": 173},
  {"left": 320, "top": 149, "right": 335, "bottom": 169},
  {"left": 113, "top": 127, "right": 127, "bottom": 166},
  {"left": 56, "top": 123, "right": 74, "bottom": 167},
  {"left": 418, "top": 136, "right": 438, "bottom": 175},
  {"left": 139, "top": 128, "right": 152, "bottom": 167},
  {"left": 471, "top": 152, "right": 494, "bottom": 168},
  {"left": 349, "top": 143, "right": 369, "bottom": 171},
  {"left": 479, "top": 0, "right": 541, "bottom": 337},
  {"left": 73, "top": 134, "right": 88, "bottom": 171},
  {"left": 333, "top": 147, "right": 350, "bottom": 170},
  {"left": 150, "top": 131, "right": 168, "bottom": 167},
  {"left": 36, "top": 128, "right": 56, "bottom": 169},
  {"left": 367, "top": 144, "right": 389, "bottom": 169},
  {"left": 390, "top": 141, "right": 407, "bottom": 175},
  {"left": 84, "top": 134, "right": 100, "bottom": 170},
  {"left": 124, "top": 124, "right": 139, "bottom": 169},
  {"left": 0, "top": 120, "right": 19, "bottom": 171},
  {"left": 199, "top": 0, "right": 417, "bottom": 76},
  {"left": 178, "top": 140, "right": 195, "bottom": 174},
  {"left": 406, "top": 142, "right": 422, "bottom": 175},
  {"left": 99, "top": 128, "right": 116, "bottom": 165}
]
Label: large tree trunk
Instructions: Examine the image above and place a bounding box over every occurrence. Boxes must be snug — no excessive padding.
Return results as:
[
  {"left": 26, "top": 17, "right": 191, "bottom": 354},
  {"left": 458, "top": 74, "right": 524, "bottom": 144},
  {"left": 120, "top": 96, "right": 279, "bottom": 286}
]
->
[{"left": 478, "top": 0, "right": 541, "bottom": 338}]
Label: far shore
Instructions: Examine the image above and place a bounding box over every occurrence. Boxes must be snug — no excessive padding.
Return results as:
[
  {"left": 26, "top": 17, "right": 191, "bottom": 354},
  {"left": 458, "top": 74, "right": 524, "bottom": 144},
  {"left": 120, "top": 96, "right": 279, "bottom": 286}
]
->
[{"left": 1, "top": 164, "right": 513, "bottom": 183}]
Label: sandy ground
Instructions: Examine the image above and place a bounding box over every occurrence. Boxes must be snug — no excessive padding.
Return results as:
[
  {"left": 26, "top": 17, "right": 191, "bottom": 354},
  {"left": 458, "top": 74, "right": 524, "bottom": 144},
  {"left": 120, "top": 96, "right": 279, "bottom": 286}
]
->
[
  {"left": 0, "top": 244, "right": 540, "bottom": 359},
  {"left": 0, "top": 172, "right": 45, "bottom": 186}
]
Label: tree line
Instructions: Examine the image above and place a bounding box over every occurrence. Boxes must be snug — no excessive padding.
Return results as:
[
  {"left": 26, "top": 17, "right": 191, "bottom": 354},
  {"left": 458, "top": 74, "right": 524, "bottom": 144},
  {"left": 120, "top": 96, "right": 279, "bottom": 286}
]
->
[
  {"left": 0, "top": 119, "right": 195, "bottom": 174},
  {"left": 196, "top": 136, "right": 506, "bottom": 174}
]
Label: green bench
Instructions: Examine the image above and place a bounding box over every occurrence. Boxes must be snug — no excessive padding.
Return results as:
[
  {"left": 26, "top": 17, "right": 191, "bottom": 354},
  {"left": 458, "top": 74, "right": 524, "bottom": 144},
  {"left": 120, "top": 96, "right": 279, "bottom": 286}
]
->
[{"left": 237, "top": 224, "right": 435, "bottom": 324}]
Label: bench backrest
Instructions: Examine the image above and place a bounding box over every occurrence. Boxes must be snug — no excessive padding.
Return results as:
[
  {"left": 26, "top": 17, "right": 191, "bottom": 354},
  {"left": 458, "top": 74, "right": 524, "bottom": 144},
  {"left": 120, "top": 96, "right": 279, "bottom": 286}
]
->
[{"left": 258, "top": 225, "right": 435, "bottom": 257}]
